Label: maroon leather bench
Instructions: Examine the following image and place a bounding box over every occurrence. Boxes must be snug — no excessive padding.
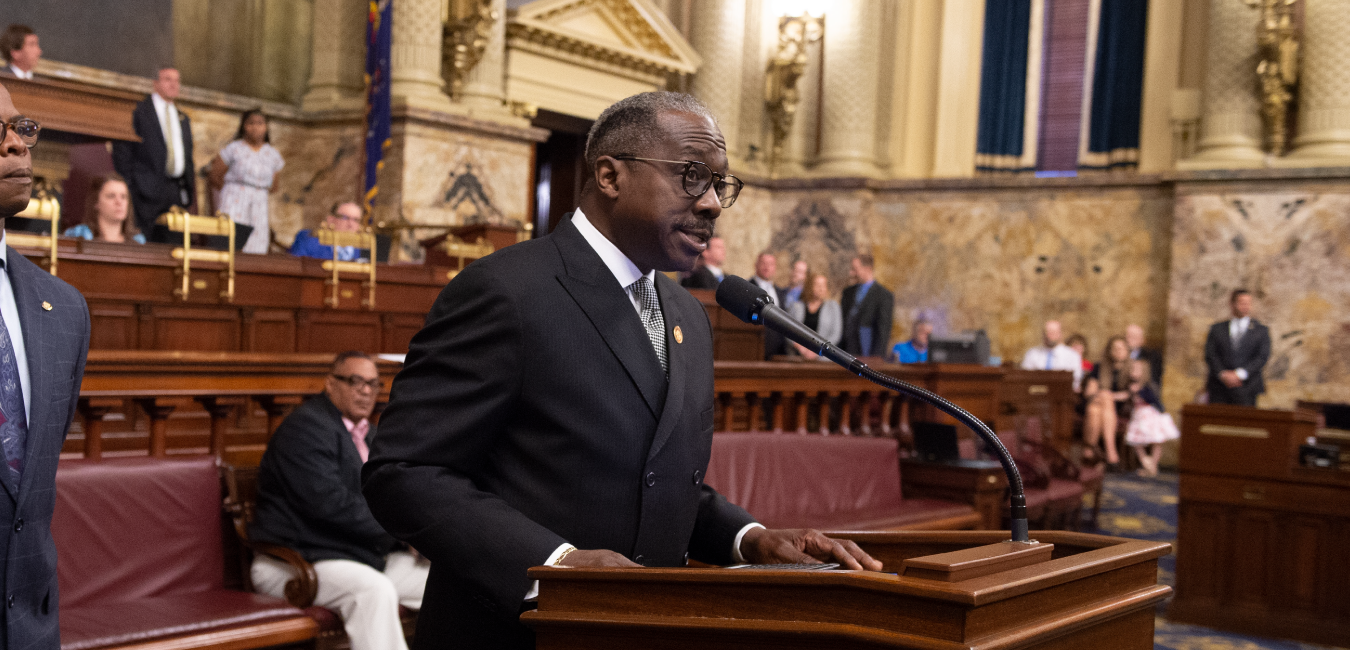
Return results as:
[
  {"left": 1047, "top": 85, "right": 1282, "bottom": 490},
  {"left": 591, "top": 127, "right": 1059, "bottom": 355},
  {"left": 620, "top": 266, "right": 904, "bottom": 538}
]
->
[
  {"left": 706, "top": 433, "right": 981, "bottom": 531},
  {"left": 53, "top": 456, "right": 317, "bottom": 650}
]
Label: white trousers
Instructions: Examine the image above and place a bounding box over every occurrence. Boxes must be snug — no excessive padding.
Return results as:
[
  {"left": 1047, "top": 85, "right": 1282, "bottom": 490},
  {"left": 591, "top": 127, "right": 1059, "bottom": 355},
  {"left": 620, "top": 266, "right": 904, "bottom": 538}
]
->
[{"left": 251, "top": 551, "right": 429, "bottom": 650}]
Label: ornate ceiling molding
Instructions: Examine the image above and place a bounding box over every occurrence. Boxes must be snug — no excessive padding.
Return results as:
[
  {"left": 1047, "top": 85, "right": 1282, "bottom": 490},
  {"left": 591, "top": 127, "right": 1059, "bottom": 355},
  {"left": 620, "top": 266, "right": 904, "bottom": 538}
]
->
[{"left": 507, "top": 0, "right": 701, "bottom": 78}]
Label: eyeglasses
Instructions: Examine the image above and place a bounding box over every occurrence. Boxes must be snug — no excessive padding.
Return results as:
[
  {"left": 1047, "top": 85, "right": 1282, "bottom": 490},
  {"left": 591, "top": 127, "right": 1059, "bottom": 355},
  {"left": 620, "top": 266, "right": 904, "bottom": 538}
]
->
[
  {"left": 613, "top": 156, "right": 743, "bottom": 208},
  {"left": 331, "top": 373, "right": 383, "bottom": 392},
  {"left": 1, "top": 118, "right": 40, "bottom": 149}
]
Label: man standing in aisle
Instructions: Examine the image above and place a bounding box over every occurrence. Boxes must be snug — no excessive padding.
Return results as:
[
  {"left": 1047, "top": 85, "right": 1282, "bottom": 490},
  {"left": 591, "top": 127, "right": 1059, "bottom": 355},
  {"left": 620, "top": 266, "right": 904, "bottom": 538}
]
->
[
  {"left": 113, "top": 68, "right": 195, "bottom": 238},
  {"left": 839, "top": 254, "right": 894, "bottom": 358},
  {"left": 1204, "top": 289, "right": 1270, "bottom": 406},
  {"left": 363, "top": 91, "right": 879, "bottom": 650},
  {"left": 749, "top": 251, "right": 787, "bottom": 358},
  {"left": 0, "top": 82, "right": 92, "bottom": 650}
]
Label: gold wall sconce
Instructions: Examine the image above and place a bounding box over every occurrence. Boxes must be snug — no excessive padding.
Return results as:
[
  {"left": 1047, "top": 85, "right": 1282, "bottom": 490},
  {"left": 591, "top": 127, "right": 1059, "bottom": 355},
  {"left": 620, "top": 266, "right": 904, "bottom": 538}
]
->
[
  {"left": 765, "top": 11, "right": 823, "bottom": 172},
  {"left": 444, "top": 0, "right": 499, "bottom": 101},
  {"left": 10, "top": 180, "right": 61, "bottom": 275},
  {"left": 1247, "top": 0, "right": 1299, "bottom": 155}
]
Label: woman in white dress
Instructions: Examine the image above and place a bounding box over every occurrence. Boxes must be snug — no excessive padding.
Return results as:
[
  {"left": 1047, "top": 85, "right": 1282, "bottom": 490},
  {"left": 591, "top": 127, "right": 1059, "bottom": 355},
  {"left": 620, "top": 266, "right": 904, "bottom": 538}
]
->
[{"left": 210, "top": 109, "right": 285, "bottom": 254}]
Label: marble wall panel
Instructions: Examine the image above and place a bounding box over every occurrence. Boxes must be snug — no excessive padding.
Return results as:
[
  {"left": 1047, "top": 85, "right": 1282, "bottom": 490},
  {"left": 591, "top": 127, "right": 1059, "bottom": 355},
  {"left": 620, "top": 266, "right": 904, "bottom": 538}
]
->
[
  {"left": 722, "top": 181, "right": 1176, "bottom": 368},
  {"left": 1165, "top": 189, "right": 1350, "bottom": 411}
]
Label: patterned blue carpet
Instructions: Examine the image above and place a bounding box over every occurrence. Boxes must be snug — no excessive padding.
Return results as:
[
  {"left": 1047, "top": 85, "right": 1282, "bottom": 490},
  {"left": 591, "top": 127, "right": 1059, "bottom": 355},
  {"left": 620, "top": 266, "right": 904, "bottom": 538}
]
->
[{"left": 1086, "top": 471, "right": 1346, "bottom": 650}]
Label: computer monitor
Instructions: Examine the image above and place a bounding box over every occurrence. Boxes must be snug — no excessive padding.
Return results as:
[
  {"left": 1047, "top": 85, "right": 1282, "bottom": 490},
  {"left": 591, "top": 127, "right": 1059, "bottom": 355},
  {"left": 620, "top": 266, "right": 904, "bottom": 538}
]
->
[
  {"left": 928, "top": 330, "right": 990, "bottom": 365},
  {"left": 912, "top": 422, "right": 960, "bottom": 463},
  {"left": 1324, "top": 404, "right": 1350, "bottom": 431}
]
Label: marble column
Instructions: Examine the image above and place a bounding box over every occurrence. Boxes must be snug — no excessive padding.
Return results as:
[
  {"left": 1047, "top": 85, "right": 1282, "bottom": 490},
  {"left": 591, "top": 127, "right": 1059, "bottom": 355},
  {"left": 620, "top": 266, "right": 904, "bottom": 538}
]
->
[
  {"left": 301, "top": 0, "right": 365, "bottom": 112},
  {"left": 815, "top": 0, "right": 884, "bottom": 177},
  {"left": 688, "top": 0, "right": 746, "bottom": 167},
  {"left": 390, "top": 0, "right": 454, "bottom": 112},
  {"left": 1179, "top": 0, "right": 1265, "bottom": 168},
  {"left": 1283, "top": 0, "right": 1350, "bottom": 164},
  {"left": 459, "top": 0, "right": 511, "bottom": 116}
]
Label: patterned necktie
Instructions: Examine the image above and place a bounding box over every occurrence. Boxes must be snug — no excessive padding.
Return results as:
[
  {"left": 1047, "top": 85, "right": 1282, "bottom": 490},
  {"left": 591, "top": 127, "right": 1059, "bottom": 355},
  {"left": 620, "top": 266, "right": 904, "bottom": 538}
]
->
[
  {"left": 630, "top": 276, "right": 668, "bottom": 374},
  {"left": 0, "top": 305, "right": 27, "bottom": 485}
]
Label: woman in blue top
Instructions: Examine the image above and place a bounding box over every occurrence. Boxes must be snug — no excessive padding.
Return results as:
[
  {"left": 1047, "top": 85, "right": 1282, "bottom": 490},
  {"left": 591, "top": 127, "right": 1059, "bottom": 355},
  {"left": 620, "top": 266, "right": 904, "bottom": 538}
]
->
[{"left": 63, "top": 173, "right": 146, "bottom": 244}]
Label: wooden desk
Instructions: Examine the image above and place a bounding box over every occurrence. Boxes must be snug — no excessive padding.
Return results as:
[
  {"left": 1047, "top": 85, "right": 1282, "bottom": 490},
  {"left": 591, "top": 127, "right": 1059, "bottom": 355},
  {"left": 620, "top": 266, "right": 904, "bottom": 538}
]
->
[
  {"left": 998, "top": 369, "right": 1076, "bottom": 448},
  {"left": 686, "top": 289, "right": 764, "bottom": 361},
  {"left": 17, "top": 239, "right": 447, "bottom": 354},
  {"left": 1171, "top": 404, "right": 1350, "bottom": 647}
]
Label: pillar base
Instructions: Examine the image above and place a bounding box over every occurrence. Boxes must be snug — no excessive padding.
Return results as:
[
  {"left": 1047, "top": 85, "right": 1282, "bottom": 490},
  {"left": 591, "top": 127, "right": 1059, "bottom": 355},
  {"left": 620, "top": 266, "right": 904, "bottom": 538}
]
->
[
  {"left": 300, "top": 88, "right": 365, "bottom": 114},
  {"left": 391, "top": 87, "right": 458, "bottom": 114},
  {"left": 1176, "top": 140, "right": 1267, "bottom": 170},
  {"left": 1280, "top": 132, "right": 1350, "bottom": 166},
  {"left": 813, "top": 154, "right": 884, "bottom": 178}
]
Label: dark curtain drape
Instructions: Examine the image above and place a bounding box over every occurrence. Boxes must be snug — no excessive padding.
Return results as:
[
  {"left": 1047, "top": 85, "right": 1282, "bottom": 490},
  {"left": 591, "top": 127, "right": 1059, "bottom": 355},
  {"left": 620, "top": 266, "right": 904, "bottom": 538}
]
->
[
  {"left": 975, "top": 0, "right": 1033, "bottom": 173},
  {"left": 1083, "top": 0, "right": 1149, "bottom": 170}
]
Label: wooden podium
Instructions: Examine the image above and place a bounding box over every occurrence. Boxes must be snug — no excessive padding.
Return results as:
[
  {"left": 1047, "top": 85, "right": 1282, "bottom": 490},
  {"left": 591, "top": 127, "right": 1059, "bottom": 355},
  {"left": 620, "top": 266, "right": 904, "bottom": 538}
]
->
[{"left": 524, "top": 531, "right": 1171, "bottom": 649}]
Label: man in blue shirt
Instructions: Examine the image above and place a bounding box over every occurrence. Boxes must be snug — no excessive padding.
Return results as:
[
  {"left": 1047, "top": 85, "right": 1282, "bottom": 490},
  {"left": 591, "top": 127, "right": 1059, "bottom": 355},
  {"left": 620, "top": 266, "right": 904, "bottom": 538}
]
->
[
  {"left": 839, "top": 254, "right": 894, "bottom": 357},
  {"left": 291, "top": 201, "right": 365, "bottom": 261},
  {"left": 782, "top": 259, "right": 808, "bottom": 309},
  {"left": 891, "top": 318, "right": 933, "bottom": 363}
]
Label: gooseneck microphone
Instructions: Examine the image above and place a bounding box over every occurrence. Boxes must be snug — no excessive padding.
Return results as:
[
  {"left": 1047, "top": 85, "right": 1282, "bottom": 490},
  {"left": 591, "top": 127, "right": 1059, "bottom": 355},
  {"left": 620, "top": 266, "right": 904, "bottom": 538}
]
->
[{"left": 716, "top": 275, "right": 1030, "bottom": 542}]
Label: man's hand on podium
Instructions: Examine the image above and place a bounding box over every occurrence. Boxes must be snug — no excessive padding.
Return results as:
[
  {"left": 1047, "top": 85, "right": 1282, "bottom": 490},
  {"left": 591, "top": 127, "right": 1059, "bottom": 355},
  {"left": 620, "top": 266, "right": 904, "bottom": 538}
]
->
[
  {"left": 741, "top": 527, "right": 883, "bottom": 572},
  {"left": 556, "top": 549, "right": 642, "bottom": 568}
]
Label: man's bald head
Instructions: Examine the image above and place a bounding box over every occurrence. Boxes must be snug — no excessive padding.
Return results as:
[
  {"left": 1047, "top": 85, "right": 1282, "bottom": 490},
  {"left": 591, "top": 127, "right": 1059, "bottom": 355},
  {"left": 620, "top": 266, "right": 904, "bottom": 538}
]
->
[
  {"left": 0, "top": 83, "right": 33, "bottom": 219},
  {"left": 1125, "top": 324, "right": 1145, "bottom": 350},
  {"left": 1042, "top": 320, "right": 1063, "bottom": 347}
]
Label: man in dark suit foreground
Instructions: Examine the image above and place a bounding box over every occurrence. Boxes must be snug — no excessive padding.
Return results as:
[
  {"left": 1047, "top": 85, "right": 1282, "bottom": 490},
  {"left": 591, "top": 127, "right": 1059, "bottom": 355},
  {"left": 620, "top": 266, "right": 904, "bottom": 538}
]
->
[
  {"left": 840, "top": 254, "right": 894, "bottom": 358},
  {"left": 1204, "top": 289, "right": 1270, "bottom": 406},
  {"left": 363, "top": 92, "right": 879, "bottom": 650},
  {"left": 112, "top": 68, "right": 195, "bottom": 238},
  {"left": 0, "top": 82, "right": 91, "bottom": 650},
  {"left": 250, "top": 351, "right": 427, "bottom": 650}
]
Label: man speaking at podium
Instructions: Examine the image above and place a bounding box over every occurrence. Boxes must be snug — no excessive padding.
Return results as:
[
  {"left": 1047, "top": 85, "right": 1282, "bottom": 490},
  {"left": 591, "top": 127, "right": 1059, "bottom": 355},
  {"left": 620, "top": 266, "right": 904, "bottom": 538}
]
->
[{"left": 364, "top": 92, "right": 879, "bottom": 649}]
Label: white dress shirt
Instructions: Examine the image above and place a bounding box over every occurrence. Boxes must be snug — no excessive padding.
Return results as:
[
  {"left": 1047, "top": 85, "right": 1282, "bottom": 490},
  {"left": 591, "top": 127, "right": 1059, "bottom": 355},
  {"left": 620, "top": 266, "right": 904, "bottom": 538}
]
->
[
  {"left": 1020, "top": 343, "right": 1084, "bottom": 389},
  {"left": 150, "top": 93, "right": 186, "bottom": 179},
  {"left": 750, "top": 276, "right": 778, "bottom": 306},
  {"left": 0, "top": 234, "right": 33, "bottom": 421},
  {"left": 525, "top": 211, "right": 761, "bottom": 600},
  {"left": 7, "top": 65, "right": 32, "bottom": 81},
  {"left": 1229, "top": 316, "right": 1252, "bottom": 380}
]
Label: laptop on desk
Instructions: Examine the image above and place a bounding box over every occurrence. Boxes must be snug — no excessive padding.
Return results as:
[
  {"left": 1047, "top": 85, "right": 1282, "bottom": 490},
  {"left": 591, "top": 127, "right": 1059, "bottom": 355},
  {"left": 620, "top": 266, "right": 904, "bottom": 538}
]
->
[{"left": 912, "top": 422, "right": 961, "bottom": 463}]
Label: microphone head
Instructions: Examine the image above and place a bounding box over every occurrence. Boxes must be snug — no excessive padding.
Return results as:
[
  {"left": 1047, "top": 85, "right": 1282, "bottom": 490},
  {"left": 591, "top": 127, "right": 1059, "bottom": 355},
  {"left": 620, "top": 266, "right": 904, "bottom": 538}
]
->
[{"left": 715, "top": 275, "right": 771, "bottom": 324}]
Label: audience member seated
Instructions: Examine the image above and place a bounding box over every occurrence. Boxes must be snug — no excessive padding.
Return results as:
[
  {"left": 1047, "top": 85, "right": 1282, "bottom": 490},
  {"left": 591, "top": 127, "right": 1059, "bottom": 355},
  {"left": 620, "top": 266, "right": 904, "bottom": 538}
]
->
[
  {"left": 1020, "top": 320, "right": 1084, "bottom": 389},
  {"left": 782, "top": 259, "right": 808, "bottom": 308},
  {"left": 787, "top": 273, "right": 841, "bottom": 360},
  {"left": 249, "top": 351, "right": 428, "bottom": 650},
  {"left": 63, "top": 173, "right": 146, "bottom": 244},
  {"left": 1, "top": 24, "right": 39, "bottom": 80},
  {"left": 1083, "top": 335, "right": 1132, "bottom": 466},
  {"left": 210, "top": 109, "right": 285, "bottom": 254},
  {"left": 290, "top": 201, "right": 365, "bottom": 261},
  {"left": 680, "top": 235, "right": 725, "bottom": 289},
  {"left": 1125, "top": 323, "right": 1164, "bottom": 383},
  {"left": 1123, "top": 358, "right": 1177, "bottom": 477},
  {"left": 1066, "top": 333, "right": 1094, "bottom": 378},
  {"left": 891, "top": 318, "right": 933, "bottom": 363}
]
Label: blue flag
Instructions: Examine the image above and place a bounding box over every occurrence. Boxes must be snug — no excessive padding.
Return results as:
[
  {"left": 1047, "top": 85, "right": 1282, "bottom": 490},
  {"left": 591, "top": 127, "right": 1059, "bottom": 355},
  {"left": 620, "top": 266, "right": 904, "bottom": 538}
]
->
[{"left": 363, "top": 0, "right": 393, "bottom": 220}]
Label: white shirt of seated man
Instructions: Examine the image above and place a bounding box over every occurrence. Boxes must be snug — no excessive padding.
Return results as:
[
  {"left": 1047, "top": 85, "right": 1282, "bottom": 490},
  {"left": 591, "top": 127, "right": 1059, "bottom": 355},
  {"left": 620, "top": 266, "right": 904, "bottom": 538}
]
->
[
  {"left": 250, "top": 354, "right": 428, "bottom": 650},
  {"left": 1020, "top": 320, "right": 1084, "bottom": 389}
]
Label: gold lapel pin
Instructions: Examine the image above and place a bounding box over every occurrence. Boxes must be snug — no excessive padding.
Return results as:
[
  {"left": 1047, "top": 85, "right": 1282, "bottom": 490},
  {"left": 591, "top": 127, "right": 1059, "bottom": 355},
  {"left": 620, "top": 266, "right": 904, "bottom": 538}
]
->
[
  {"left": 41, "top": 301, "right": 52, "bottom": 311},
  {"left": 673, "top": 325, "right": 683, "bottom": 344}
]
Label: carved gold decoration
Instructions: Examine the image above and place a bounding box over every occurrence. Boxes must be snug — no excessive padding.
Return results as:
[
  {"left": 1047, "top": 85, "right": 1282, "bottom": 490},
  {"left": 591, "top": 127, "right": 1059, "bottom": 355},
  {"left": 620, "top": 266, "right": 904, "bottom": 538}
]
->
[
  {"left": 765, "top": 13, "right": 823, "bottom": 172},
  {"left": 507, "top": 100, "right": 539, "bottom": 119},
  {"left": 506, "top": 0, "right": 699, "bottom": 80},
  {"left": 317, "top": 224, "right": 378, "bottom": 309},
  {"left": 1247, "top": 0, "right": 1300, "bottom": 155},
  {"left": 11, "top": 180, "right": 61, "bottom": 275},
  {"left": 444, "top": 0, "right": 499, "bottom": 101},
  {"left": 156, "top": 206, "right": 236, "bottom": 303}
]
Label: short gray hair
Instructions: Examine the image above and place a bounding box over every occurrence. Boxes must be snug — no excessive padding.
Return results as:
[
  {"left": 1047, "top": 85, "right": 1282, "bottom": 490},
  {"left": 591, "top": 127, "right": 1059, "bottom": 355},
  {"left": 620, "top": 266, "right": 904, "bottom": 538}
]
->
[{"left": 583, "top": 92, "right": 718, "bottom": 174}]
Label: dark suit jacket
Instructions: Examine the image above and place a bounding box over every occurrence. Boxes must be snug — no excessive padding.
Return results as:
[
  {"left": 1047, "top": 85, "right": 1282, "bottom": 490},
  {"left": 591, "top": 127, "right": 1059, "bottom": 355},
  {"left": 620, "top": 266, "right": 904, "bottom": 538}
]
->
[
  {"left": 0, "top": 247, "right": 90, "bottom": 650},
  {"left": 112, "top": 97, "right": 195, "bottom": 236},
  {"left": 363, "top": 217, "right": 755, "bottom": 649},
  {"left": 250, "top": 393, "right": 396, "bottom": 570},
  {"left": 1133, "top": 346, "right": 1164, "bottom": 383},
  {"left": 1204, "top": 319, "right": 1270, "bottom": 406},
  {"left": 680, "top": 265, "right": 720, "bottom": 290},
  {"left": 839, "top": 281, "right": 894, "bottom": 357}
]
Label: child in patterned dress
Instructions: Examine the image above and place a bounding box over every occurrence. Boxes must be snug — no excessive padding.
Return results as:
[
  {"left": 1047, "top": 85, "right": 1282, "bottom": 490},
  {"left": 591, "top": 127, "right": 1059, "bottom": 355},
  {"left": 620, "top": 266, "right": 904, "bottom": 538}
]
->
[{"left": 1124, "top": 358, "right": 1179, "bottom": 477}]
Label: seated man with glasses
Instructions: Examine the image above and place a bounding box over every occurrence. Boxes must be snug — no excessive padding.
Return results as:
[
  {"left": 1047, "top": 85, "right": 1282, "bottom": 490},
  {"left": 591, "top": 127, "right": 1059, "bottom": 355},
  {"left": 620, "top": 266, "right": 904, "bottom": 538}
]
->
[
  {"left": 250, "top": 350, "right": 427, "bottom": 650},
  {"left": 289, "top": 201, "right": 366, "bottom": 261}
]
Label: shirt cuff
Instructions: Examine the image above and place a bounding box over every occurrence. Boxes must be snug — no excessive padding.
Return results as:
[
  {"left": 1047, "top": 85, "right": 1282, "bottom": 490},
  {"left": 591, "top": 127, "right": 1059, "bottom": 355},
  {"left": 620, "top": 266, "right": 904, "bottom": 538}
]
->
[
  {"left": 1235, "top": 368, "right": 1249, "bottom": 381},
  {"left": 731, "top": 523, "right": 766, "bottom": 564},
  {"left": 523, "top": 543, "right": 576, "bottom": 602}
]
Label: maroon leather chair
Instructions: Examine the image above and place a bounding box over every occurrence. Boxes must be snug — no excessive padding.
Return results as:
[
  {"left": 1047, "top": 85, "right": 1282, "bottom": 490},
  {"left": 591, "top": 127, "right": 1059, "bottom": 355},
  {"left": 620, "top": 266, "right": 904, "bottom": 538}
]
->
[
  {"left": 53, "top": 456, "right": 316, "bottom": 650},
  {"left": 705, "top": 433, "right": 980, "bottom": 532}
]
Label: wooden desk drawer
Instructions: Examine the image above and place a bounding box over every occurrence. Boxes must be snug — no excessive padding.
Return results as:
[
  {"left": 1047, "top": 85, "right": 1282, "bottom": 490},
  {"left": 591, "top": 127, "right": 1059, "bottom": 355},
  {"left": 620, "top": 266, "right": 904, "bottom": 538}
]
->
[{"left": 1179, "top": 474, "right": 1350, "bottom": 518}]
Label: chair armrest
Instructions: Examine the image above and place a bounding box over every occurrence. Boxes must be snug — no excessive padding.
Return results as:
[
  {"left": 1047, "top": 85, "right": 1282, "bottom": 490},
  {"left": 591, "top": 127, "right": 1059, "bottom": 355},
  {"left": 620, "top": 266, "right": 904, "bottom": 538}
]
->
[{"left": 249, "top": 542, "right": 319, "bottom": 608}]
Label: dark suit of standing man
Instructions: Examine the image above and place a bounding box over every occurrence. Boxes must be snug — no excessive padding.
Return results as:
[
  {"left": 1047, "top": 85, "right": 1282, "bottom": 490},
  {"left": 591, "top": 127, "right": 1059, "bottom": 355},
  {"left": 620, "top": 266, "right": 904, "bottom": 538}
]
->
[
  {"left": 112, "top": 68, "right": 194, "bottom": 239},
  {"left": 363, "top": 92, "right": 879, "bottom": 650},
  {"left": 839, "top": 254, "right": 894, "bottom": 358},
  {"left": 0, "top": 82, "right": 92, "bottom": 650},
  {"left": 1204, "top": 289, "right": 1270, "bottom": 406}
]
